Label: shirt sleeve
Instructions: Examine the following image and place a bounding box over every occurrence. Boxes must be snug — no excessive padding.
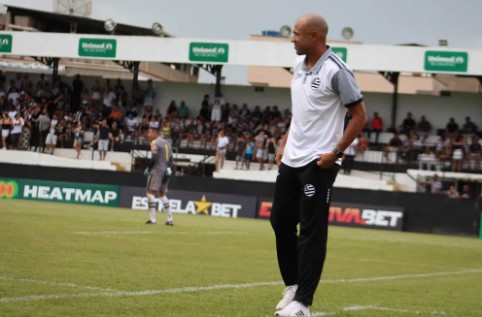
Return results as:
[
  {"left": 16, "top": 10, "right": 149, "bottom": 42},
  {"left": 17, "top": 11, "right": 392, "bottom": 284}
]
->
[{"left": 332, "top": 67, "right": 363, "bottom": 107}]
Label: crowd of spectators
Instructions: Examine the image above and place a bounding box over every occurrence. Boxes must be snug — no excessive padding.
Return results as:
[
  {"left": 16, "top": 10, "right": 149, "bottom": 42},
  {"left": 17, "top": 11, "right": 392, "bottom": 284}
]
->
[
  {"left": 0, "top": 72, "right": 291, "bottom": 168},
  {"left": 421, "top": 173, "right": 481, "bottom": 199},
  {"left": 1, "top": 70, "right": 480, "bottom": 173},
  {"left": 360, "top": 111, "right": 482, "bottom": 172}
]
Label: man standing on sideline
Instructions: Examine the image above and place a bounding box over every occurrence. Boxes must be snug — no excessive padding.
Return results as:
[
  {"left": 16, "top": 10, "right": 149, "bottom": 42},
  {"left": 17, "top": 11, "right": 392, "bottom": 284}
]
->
[
  {"left": 270, "top": 13, "right": 367, "bottom": 317},
  {"left": 214, "top": 129, "right": 229, "bottom": 172},
  {"left": 145, "top": 127, "right": 174, "bottom": 226}
]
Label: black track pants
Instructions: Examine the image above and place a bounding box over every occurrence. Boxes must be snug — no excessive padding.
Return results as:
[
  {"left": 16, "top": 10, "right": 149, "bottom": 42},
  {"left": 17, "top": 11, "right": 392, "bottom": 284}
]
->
[{"left": 270, "top": 160, "right": 339, "bottom": 306}]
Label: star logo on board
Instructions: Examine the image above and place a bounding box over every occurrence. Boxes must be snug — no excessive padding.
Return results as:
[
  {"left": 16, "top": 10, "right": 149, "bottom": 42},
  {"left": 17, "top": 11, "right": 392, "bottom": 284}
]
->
[{"left": 194, "top": 195, "right": 212, "bottom": 215}]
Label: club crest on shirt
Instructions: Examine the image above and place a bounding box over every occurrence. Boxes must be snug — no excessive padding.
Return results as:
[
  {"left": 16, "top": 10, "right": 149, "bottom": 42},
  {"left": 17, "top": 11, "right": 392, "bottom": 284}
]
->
[
  {"left": 295, "top": 72, "right": 303, "bottom": 80},
  {"left": 311, "top": 77, "right": 320, "bottom": 89},
  {"left": 304, "top": 184, "right": 315, "bottom": 197}
]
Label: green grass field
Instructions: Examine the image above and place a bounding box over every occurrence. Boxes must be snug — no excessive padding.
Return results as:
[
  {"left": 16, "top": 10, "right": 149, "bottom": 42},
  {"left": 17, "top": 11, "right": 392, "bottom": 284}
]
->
[{"left": 1, "top": 199, "right": 481, "bottom": 317}]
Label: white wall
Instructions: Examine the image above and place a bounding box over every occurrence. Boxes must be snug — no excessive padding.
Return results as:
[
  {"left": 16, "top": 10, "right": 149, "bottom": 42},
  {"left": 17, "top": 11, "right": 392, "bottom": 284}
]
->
[{"left": 156, "top": 82, "right": 482, "bottom": 133}]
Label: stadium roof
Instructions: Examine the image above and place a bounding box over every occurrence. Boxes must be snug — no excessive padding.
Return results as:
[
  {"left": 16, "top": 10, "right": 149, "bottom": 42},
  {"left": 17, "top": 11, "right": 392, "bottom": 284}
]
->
[{"left": 3, "top": 5, "right": 170, "bottom": 37}]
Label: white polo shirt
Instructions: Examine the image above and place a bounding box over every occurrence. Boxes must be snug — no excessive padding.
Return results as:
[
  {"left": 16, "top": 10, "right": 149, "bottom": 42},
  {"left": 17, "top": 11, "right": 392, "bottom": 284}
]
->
[{"left": 283, "top": 47, "right": 363, "bottom": 168}]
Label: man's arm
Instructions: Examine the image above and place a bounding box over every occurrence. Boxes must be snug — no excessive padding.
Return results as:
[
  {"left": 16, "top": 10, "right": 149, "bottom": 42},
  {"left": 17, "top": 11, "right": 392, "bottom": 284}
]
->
[{"left": 317, "top": 102, "right": 368, "bottom": 168}]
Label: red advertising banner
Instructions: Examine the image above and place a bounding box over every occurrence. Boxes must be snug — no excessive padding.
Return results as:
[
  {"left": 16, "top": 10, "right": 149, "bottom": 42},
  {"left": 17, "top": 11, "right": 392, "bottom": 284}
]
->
[{"left": 257, "top": 200, "right": 403, "bottom": 231}]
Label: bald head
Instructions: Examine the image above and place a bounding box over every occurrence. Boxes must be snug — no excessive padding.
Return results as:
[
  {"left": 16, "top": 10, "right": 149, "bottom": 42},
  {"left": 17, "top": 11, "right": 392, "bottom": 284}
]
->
[
  {"left": 296, "top": 13, "right": 329, "bottom": 38},
  {"left": 292, "top": 13, "right": 329, "bottom": 58}
]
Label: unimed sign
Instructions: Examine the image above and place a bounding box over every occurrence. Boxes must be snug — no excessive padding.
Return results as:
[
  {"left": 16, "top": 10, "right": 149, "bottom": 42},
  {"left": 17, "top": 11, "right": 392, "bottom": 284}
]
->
[
  {"left": 78, "top": 38, "right": 117, "bottom": 58},
  {"left": 189, "top": 42, "right": 229, "bottom": 63},
  {"left": 424, "top": 51, "right": 468, "bottom": 72}
]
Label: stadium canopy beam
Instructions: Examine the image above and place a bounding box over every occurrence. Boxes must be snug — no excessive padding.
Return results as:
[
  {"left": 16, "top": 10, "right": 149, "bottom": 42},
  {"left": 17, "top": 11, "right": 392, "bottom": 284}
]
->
[
  {"left": 32, "top": 56, "right": 60, "bottom": 83},
  {"left": 379, "top": 71, "right": 400, "bottom": 131},
  {"left": 199, "top": 64, "right": 223, "bottom": 96},
  {"left": 114, "top": 60, "right": 141, "bottom": 97}
]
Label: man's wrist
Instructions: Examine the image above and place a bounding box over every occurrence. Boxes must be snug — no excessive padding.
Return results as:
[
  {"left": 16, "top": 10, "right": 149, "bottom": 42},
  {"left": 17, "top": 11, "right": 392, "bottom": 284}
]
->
[{"left": 331, "top": 147, "right": 344, "bottom": 158}]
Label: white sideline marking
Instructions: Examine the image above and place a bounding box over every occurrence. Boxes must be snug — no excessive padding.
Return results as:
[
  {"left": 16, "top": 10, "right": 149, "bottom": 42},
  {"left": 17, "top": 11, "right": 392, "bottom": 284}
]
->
[
  {"left": 1, "top": 269, "right": 481, "bottom": 304},
  {"left": 75, "top": 231, "right": 249, "bottom": 236},
  {"left": 0, "top": 276, "right": 118, "bottom": 292},
  {"left": 0, "top": 281, "right": 281, "bottom": 303},
  {"left": 310, "top": 305, "right": 448, "bottom": 316}
]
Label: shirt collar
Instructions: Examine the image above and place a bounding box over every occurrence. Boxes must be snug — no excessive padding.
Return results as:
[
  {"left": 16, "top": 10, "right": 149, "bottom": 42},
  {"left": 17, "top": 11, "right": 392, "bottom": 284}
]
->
[{"left": 302, "top": 45, "right": 332, "bottom": 74}]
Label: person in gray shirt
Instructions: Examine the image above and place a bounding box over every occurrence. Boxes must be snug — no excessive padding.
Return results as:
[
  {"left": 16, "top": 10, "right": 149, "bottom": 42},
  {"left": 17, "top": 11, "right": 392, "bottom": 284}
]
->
[{"left": 144, "top": 127, "right": 174, "bottom": 226}]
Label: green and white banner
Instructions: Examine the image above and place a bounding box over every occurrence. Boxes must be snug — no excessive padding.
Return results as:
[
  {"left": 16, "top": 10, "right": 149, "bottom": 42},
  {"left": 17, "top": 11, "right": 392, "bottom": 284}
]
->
[
  {"left": 424, "top": 50, "right": 468, "bottom": 72},
  {"left": 188, "top": 42, "right": 229, "bottom": 63},
  {"left": 78, "top": 38, "right": 117, "bottom": 58},
  {"left": 0, "top": 34, "right": 12, "bottom": 53},
  {"left": 0, "top": 178, "right": 119, "bottom": 207}
]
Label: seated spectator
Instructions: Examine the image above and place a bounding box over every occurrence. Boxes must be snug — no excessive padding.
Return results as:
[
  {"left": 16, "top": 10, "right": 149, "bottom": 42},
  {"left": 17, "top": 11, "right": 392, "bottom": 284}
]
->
[
  {"left": 166, "top": 100, "right": 178, "bottom": 120},
  {"left": 124, "top": 104, "right": 138, "bottom": 118},
  {"left": 403, "top": 131, "right": 424, "bottom": 162},
  {"left": 160, "top": 117, "right": 170, "bottom": 140},
  {"left": 170, "top": 118, "right": 184, "bottom": 148},
  {"left": 251, "top": 105, "right": 262, "bottom": 124},
  {"left": 467, "top": 135, "right": 482, "bottom": 170},
  {"left": 460, "top": 184, "right": 472, "bottom": 199},
  {"left": 137, "top": 116, "right": 149, "bottom": 142},
  {"left": 445, "top": 117, "right": 459, "bottom": 138},
  {"left": 149, "top": 115, "right": 161, "bottom": 130},
  {"left": 365, "top": 111, "right": 383, "bottom": 144},
  {"left": 399, "top": 112, "right": 416, "bottom": 136},
  {"left": 436, "top": 146, "right": 453, "bottom": 171},
  {"left": 109, "top": 103, "right": 123, "bottom": 125},
  {"left": 435, "top": 132, "right": 450, "bottom": 155},
  {"left": 271, "top": 105, "right": 281, "bottom": 119},
  {"left": 384, "top": 132, "right": 403, "bottom": 162},
  {"left": 239, "top": 103, "right": 250, "bottom": 120},
  {"left": 461, "top": 116, "right": 478, "bottom": 135},
  {"left": 355, "top": 133, "right": 369, "bottom": 159},
  {"left": 416, "top": 115, "right": 432, "bottom": 143},
  {"left": 446, "top": 184, "right": 459, "bottom": 198},
  {"left": 418, "top": 147, "right": 439, "bottom": 171},
  {"left": 426, "top": 174, "right": 443, "bottom": 194},
  {"left": 125, "top": 113, "right": 139, "bottom": 139}
]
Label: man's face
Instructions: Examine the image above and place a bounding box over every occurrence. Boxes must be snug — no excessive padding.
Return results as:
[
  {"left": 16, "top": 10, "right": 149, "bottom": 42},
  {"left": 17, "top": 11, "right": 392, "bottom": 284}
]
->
[{"left": 291, "top": 19, "right": 311, "bottom": 55}]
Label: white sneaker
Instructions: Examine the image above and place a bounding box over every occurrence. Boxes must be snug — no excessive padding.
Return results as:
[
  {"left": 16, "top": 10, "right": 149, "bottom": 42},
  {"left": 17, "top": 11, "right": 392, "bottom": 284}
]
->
[
  {"left": 274, "top": 300, "right": 310, "bottom": 317},
  {"left": 276, "top": 285, "right": 298, "bottom": 310}
]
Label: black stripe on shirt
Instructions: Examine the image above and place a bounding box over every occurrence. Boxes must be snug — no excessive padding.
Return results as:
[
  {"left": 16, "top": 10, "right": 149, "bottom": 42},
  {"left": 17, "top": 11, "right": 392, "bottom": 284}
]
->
[
  {"left": 345, "top": 97, "right": 364, "bottom": 108},
  {"left": 329, "top": 54, "right": 346, "bottom": 70}
]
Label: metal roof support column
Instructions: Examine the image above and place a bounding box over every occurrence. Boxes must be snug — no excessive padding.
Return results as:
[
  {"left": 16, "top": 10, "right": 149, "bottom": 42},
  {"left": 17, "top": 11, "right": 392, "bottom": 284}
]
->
[{"left": 390, "top": 72, "right": 400, "bottom": 131}]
